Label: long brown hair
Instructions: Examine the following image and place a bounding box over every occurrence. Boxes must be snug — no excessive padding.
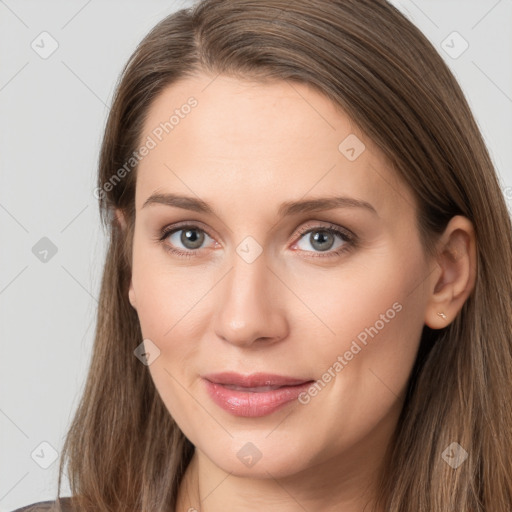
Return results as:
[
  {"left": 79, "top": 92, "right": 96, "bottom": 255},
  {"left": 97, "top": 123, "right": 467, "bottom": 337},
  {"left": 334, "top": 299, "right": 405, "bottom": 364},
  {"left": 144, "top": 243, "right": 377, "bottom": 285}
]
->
[{"left": 55, "top": 0, "right": 512, "bottom": 510}]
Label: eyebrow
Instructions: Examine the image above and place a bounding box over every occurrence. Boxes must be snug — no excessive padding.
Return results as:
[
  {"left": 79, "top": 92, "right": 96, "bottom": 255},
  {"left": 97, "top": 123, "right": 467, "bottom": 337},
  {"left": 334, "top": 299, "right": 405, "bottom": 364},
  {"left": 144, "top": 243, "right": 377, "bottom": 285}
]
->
[{"left": 142, "top": 192, "right": 377, "bottom": 217}]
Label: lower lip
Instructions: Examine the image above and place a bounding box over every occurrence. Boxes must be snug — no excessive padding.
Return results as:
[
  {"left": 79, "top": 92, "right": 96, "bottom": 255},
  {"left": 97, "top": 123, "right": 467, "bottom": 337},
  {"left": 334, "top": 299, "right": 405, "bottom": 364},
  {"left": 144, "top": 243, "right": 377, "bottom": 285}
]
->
[{"left": 203, "top": 379, "right": 313, "bottom": 417}]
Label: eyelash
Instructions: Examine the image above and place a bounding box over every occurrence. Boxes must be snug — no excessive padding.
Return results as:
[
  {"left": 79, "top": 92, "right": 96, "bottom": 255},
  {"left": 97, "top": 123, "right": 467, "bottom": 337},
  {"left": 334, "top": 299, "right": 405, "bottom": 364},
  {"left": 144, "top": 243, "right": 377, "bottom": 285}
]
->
[{"left": 156, "top": 221, "right": 356, "bottom": 259}]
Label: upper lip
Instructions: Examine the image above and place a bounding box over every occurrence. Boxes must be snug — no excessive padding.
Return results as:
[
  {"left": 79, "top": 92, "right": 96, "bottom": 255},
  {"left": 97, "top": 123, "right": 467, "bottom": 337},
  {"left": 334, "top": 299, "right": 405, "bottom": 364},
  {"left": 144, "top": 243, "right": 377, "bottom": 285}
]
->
[{"left": 202, "top": 372, "right": 312, "bottom": 388}]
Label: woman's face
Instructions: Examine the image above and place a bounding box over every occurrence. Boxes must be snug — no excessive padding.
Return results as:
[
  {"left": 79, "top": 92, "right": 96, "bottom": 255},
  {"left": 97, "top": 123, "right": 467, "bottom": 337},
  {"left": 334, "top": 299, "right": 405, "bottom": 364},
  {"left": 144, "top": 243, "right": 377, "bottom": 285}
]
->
[{"left": 125, "top": 72, "right": 433, "bottom": 480}]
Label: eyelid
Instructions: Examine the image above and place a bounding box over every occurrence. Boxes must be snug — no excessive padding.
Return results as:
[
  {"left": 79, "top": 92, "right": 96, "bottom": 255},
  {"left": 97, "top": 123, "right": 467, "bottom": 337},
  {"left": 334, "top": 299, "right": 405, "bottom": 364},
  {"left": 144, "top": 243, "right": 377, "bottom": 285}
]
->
[
  {"left": 292, "top": 221, "right": 355, "bottom": 240},
  {"left": 159, "top": 220, "right": 217, "bottom": 239}
]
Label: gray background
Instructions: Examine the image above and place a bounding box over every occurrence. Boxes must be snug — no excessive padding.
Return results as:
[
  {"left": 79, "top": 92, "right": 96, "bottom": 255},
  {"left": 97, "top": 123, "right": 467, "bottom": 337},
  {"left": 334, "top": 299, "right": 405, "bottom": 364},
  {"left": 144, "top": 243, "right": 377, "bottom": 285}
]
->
[{"left": 1, "top": 1, "right": 511, "bottom": 510}]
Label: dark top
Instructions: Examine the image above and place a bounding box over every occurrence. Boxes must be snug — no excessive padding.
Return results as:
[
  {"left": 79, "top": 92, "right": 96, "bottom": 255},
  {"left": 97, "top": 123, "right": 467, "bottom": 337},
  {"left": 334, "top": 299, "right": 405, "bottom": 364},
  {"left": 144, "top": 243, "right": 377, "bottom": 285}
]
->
[{"left": 10, "top": 497, "right": 74, "bottom": 512}]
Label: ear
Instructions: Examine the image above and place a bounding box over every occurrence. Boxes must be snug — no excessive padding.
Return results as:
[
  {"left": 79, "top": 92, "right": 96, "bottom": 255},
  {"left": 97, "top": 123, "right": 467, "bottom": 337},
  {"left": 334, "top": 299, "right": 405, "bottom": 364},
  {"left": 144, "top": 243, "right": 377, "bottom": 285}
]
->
[
  {"left": 115, "top": 208, "right": 127, "bottom": 230},
  {"left": 424, "top": 215, "right": 476, "bottom": 329},
  {"left": 128, "top": 277, "right": 137, "bottom": 311},
  {"left": 115, "top": 208, "right": 137, "bottom": 311}
]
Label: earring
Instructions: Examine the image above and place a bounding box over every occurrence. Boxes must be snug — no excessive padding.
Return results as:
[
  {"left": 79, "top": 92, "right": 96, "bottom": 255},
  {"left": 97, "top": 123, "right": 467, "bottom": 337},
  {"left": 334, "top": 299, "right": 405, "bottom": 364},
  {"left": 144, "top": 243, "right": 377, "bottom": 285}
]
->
[{"left": 437, "top": 312, "right": 447, "bottom": 319}]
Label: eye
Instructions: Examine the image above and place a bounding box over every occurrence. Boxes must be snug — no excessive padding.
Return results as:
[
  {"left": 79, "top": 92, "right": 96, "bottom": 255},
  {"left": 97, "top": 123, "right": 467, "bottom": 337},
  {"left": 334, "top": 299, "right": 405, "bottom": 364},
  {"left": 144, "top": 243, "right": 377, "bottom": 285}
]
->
[
  {"left": 157, "top": 224, "right": 216, "bottom": 258},
  {"left": 168, "top": 227, "right": 210, "bottom": 249},
  {"left": 291, "top": 224, "right": 354, "bottom": 258}
]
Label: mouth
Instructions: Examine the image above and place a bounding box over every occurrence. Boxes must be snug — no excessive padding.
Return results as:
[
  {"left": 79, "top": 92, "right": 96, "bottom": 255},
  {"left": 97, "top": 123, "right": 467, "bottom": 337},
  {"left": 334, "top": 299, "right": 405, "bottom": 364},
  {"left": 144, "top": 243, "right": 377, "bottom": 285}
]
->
[{"left": 202, "top": 372, "right": 315, "bottom": 417}]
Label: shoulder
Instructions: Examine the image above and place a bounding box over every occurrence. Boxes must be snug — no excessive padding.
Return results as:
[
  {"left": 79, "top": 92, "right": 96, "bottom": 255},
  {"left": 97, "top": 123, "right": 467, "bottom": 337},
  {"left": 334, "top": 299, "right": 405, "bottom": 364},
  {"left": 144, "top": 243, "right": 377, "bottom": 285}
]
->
[{"left": 10, "top": 497, "right": 74, "bottom": 512}]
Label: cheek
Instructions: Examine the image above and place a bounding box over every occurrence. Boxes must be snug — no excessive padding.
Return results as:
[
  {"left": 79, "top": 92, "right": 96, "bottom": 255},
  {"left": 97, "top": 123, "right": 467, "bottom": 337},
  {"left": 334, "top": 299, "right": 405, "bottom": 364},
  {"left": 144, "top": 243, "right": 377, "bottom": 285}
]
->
[
  {"left": 130, "top": 251, "right": 206, "bottom": 433},
  {"left": 302, "top": 244, "right": 426, "bottom": 393},
  {"left": 130, "top": 235, "right": 207, "bottom": 339},
  {"left": 298, "top": 256, "right": 426, "bottom": 453},
  {"left": 298, "top": 249, "right": 420, "bottom": 348},
  {"left": 330, "top": 260, "right": 426, "bottom": 408}
]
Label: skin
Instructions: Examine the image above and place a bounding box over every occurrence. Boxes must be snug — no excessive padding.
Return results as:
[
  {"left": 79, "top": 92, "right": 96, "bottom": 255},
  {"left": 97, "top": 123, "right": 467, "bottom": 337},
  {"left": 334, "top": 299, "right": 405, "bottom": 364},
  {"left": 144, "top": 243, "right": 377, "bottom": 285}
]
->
[{"left": 116, "top": 72, "right": 476, "bottom": 512}]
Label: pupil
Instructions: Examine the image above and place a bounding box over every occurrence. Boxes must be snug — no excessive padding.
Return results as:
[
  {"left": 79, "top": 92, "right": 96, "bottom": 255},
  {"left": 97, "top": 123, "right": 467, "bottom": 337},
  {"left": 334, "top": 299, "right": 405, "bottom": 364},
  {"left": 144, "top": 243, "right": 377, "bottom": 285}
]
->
[
  {"left": 311, "top": 231, "right": 333, "bottom": 251},
  {"left": 182, "top": 229, "right": 204, "bottom": 249}
]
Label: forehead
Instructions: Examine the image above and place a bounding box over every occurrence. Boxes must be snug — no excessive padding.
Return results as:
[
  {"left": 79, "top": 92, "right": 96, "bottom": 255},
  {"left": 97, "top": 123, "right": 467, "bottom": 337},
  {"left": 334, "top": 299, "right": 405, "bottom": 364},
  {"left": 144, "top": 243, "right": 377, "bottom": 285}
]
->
[{"left": 135, "top": 73, "right": 414, "bottom": 222}]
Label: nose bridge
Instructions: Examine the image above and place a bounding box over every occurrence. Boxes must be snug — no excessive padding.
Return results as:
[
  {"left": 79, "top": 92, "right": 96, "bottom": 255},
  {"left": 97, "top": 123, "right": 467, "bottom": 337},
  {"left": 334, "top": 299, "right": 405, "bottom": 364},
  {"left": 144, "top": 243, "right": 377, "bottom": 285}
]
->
[
  {"left": 213, "top": 241, "right": 287, "bottom": 346},
  {"left": 224, "top": 230, "right": 271, "bottom": 300},
  {"left": 224, "top": 245, "right": 271, "bottom": 318}
]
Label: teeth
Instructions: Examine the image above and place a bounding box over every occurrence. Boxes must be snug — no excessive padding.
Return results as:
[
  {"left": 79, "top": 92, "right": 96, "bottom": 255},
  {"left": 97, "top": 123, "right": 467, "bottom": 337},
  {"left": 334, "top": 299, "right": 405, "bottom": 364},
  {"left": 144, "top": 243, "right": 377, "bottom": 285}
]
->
[{"left": 222, "top": 384, "right": 282, "bottom": 392}]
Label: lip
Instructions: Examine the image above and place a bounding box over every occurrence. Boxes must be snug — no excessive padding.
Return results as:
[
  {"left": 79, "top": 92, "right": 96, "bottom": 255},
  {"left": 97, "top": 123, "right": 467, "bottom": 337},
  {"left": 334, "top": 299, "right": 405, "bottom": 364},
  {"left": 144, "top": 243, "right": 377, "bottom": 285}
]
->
[{"left": 202, "top": 372, "right": 314, "bottom": 417}]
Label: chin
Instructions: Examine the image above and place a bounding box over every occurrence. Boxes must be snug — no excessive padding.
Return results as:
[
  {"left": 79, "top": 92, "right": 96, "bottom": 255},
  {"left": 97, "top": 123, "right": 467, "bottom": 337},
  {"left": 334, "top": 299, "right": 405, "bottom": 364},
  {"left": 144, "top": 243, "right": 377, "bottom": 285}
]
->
[{"left": 202, "top": 437, "right": 313, "bottom": 479}]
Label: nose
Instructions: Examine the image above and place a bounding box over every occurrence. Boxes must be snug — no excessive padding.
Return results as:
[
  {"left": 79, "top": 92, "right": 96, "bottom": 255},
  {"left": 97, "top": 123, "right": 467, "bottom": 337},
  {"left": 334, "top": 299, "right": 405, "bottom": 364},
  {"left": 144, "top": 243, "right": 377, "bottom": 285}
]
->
[{"left": 213, "top": 250, "right": 289, "bottom": 349}]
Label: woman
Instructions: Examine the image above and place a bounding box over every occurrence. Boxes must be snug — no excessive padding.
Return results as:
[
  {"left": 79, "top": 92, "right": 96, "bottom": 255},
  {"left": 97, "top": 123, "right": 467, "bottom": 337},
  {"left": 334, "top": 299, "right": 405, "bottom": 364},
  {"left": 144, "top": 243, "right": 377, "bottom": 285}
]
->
[{"left": 13, "top": 0, "right": 512, "bottom": 510}]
